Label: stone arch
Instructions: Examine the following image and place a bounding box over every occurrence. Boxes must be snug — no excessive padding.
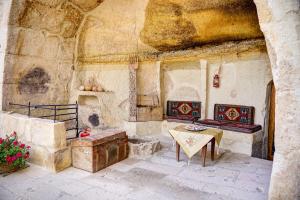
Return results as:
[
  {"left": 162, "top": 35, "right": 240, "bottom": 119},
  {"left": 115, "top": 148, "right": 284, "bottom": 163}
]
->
[{"left": 253, "top": 1, "right": 300, "bottom": 199}]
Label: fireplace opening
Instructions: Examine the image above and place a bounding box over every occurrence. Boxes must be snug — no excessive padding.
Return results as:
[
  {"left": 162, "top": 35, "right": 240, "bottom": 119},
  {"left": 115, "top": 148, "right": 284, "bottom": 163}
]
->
[{"left": 88, "top": 113, "right": 100, "bottom": 127}]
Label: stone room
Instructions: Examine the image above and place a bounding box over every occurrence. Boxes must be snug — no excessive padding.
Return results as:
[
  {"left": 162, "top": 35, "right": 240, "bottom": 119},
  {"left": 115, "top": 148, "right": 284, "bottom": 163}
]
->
[{"left": 0, "top": 0, "right": 299, "bottom": 200}]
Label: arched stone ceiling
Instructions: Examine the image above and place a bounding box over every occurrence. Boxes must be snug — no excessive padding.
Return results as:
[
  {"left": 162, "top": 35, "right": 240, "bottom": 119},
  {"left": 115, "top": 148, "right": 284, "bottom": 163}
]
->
[{"left": 77, "top": 0, "right": 264, "bottom": 60}]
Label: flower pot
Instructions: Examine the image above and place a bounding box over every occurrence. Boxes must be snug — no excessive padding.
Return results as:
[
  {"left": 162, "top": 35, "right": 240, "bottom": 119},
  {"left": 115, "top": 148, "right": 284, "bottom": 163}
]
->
[
  {"left": 0, "top": 163, "right": 29, "bottom": 176},
  {"left": 0, "top": 164, "right": 17, "bottom": 173}
]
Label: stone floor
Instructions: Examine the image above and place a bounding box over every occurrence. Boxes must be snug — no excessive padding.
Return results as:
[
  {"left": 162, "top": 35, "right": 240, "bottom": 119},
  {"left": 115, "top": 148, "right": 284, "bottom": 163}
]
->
[{"left": 0, "top": 138, "right": 272, "bottom": 200}]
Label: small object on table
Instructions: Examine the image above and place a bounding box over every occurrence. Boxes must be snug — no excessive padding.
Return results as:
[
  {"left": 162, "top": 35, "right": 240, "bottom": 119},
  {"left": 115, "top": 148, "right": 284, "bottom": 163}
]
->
[
  {"left": 79, "top": 127, "right": 91, "bottom": 137},
  {"left": 185, "top": 124, "right": 207, "bottom": 131}
]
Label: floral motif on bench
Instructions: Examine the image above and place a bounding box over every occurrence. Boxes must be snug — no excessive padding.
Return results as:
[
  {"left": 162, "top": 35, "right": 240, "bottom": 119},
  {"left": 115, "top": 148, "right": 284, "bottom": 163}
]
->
[
  {"left": 166, "top": 101, "right": 201, "bottom": 121},
  {"left": 214, "top": 104, "right": 255, "bottom": 125},
  {"left": 199, "top": 104, "right": 261, "bottom": 133}
]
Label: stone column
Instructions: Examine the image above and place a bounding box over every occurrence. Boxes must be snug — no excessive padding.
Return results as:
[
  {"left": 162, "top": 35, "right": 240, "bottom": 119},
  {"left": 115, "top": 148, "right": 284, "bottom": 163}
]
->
[
  {"left": 0, "top": 0, "right": 13, "bottom": 110},
  {"left": 254, "top": 1, "right": 300, "bottom": 199},
  {"left": 128, "top": 55, "right": 138, "bottom": 121},
  {"left": 199, "top": 59, "right": 208, "bottom": 119}
]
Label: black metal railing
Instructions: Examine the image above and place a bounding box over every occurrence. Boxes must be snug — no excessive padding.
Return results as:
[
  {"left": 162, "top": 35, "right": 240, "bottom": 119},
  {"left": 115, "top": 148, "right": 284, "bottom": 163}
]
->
[{"left": 9, "top": 102, "right": 79, "bottom": 139}]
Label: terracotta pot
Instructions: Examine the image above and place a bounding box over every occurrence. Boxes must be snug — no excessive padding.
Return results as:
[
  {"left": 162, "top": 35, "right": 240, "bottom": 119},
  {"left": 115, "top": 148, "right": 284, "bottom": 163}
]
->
[
  {"left": 84, "top": 85, "right": 92, "bottom": 91},
  {"left": 92, "top": 86, "right": 97, "bottom": 92}
]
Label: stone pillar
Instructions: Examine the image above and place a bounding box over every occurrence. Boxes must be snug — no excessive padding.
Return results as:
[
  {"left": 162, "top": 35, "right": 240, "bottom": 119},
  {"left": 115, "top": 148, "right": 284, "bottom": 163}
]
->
[
  {"left": 0, "top": 0, "right": 12, "bottom": 110},
  {"left": 128, "top": 55, "right": 138, "bottom": 121},
  {"left": 199, "top": 59, "right": 208, "bottom": 119},
  {"left": 253, "top": 0, "right": 300, "bottom": 199}
]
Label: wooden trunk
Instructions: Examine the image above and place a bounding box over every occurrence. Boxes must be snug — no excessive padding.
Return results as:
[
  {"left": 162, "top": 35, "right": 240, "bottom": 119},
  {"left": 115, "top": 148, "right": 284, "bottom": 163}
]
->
[{"left": 71, "top": 130, "right": 128, "bottom": 173}]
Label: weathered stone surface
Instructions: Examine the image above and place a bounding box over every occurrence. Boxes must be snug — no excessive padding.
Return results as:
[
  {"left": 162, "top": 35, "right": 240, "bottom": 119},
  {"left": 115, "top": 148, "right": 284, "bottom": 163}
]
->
[
  {"left": 69, "top": 0, "right": 103, "bottom": 12},
  {"left": 220, "top": 130, "right": 263, "bottom": 156},
  {"left": 19, "top": 1, "right": 64, "bottom": 34},
  {"left": 141, "top": 0, "right": 263, "bottom": 51},
  {"left": 0, "top": 112, "right": 71, "bottom": 172},
  {"left": 253, "top": 0, "right": 300, "bottom": 199},
  {"left": 2, "top": 55, "right": 73, "bottom": 109},
  {"left": 18, "top": 1, "right": 83, "bottom": 38},
  {"left": 0, "top": 147, "right": 273, "bottom": 199},
  {"left": 18, "top": 67, "right": 51, "bottom": 95},
  {"left": 60, "top": 3, "right": 83, "bottom": 38},
  {"left": 8, "top": 0, "right": 27, "bottom": 26},
  {"left": 29, "top": 145, "right": 71, "bottom": 172},
  {"left": 53, "top": 146, "right": 72, "bottom": 172},
  {"left": 37, "top": 0, "right": 64, "bottom": 7},
  {"left": 77, "top": 0, "right": 152, "bottom": 59},
  {"left": 69, "top": 67, "right": 130, "bottom": 128},
  {"left": 128, "top": 137, "right": 161, "bottom": 158}
]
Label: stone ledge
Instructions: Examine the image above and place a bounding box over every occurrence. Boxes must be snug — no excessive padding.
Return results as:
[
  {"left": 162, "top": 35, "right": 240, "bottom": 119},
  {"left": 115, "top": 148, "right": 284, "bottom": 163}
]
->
[{"left": 0, "top": 112, "right": 71, "bottom": 172}]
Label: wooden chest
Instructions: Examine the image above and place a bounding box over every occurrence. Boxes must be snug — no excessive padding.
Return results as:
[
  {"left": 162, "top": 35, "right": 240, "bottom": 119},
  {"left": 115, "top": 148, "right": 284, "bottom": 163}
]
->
[{"left": 71, "top": 129, "right": 128, "bottom": 172}]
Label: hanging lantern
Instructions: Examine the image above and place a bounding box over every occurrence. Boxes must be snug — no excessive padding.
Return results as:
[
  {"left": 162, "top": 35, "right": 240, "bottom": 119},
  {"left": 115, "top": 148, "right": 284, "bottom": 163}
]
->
[
  {"left": 213, "top": 74, "right": 220, "bottom": 88},
  {"left": 213, "top": 62, "right": 223, "bottom": 88}
]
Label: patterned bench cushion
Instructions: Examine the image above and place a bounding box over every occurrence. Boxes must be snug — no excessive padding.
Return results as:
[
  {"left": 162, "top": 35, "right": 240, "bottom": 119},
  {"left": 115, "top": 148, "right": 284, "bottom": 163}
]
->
[
  {"left": 166, "top": 101, "right": 201, "bottom": 121},
  {"left": 221, "top": 123, "right": 262, "bottom": 133},
  {"left": 198, "top": 119, "right": 230, "bottom": 128},
  {"left": 214, "top": 104, "right": 255, "bottom": 125}
]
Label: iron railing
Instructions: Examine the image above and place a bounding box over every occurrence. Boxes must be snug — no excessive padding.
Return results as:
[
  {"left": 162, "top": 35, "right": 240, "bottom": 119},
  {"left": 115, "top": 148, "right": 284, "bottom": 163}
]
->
[{"left": 9, "top": 102, "right": 79, "bottom": 139}]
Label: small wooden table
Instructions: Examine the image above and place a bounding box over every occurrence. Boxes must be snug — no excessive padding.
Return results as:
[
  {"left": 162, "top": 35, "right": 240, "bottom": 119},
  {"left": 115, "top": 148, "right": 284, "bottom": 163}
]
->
[
  {"left": 169, "top": 125, "right": 223, "bottom": 167},
  {"left": 176, "top": 137, "right": 215, "bottom": 167}
]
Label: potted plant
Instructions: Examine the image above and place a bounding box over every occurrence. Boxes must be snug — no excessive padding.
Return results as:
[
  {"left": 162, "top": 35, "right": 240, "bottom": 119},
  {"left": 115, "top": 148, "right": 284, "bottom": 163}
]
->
[{"left": 0, "top": 132, "right": 31, "bottom": 174}]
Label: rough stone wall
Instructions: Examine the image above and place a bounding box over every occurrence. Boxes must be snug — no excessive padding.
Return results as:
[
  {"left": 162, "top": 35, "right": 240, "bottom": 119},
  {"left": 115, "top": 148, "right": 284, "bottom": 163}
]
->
[
  {"left": 2, "top": 0, "right": 83, "bottom": 111},
  {"left": 160, "top": 50, "right": 272, "bottom": 126},
  {"left": 253, "top": 0, "right": 300, "bottom": 199},
  {"left": 76, "top": 0, "right": 263, "bottom": 62},
  {"left": 69, "top": 64, "right": 130, "bottom": 128},
  {"left": 0, "top": 0, "right": 12, "bottom": 109},
  {"left": 141, "top": 0, "right": 263, "bottom": 51}
]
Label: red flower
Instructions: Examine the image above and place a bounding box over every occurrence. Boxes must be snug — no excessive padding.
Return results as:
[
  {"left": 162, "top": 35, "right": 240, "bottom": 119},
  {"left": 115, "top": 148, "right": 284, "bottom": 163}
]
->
[
  {"left": 26, "top": 145, "right": 31, "bottom": 149},
  {"left": 0, "top": 138, "right": 3, "bottom": 144},
  {"left": 6, "top": 155, "right": 11, "bottom": 162},
  {"left": 13, "top": 140, "right": 18, "bottom": 146},
  {"left": 11, "top": 156, "right": 17, "bottom": 162},
  {"left": 24, "top": 152, "right": 30, "bottom": 159},
  {"left": 19, "top": 143, "right": 25, "bottom": 148},
  {"left": 16, "top": 152, "right": 22, "bottom": 158}
]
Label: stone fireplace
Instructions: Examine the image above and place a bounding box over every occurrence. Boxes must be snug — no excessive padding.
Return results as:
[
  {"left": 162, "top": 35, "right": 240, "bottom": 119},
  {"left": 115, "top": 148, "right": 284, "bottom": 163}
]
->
[{"left": 71, "top": 90, "right": 116, "bottom": 131}]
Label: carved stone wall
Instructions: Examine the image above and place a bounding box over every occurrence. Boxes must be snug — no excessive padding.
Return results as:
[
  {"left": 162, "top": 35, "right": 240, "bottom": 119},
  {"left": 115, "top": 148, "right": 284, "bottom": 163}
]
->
[
  {"left": 1, "top": 0, "right": 83, "bottom": 110},
  {"left": 254, "top": 0, "right": 300, "bottom": 199}
]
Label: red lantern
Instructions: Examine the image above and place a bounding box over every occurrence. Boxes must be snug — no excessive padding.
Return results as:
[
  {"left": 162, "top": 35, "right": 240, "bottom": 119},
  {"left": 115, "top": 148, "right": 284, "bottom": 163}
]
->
[{"left": 213, "top": 74, "right": 220, "bottom": 88}]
